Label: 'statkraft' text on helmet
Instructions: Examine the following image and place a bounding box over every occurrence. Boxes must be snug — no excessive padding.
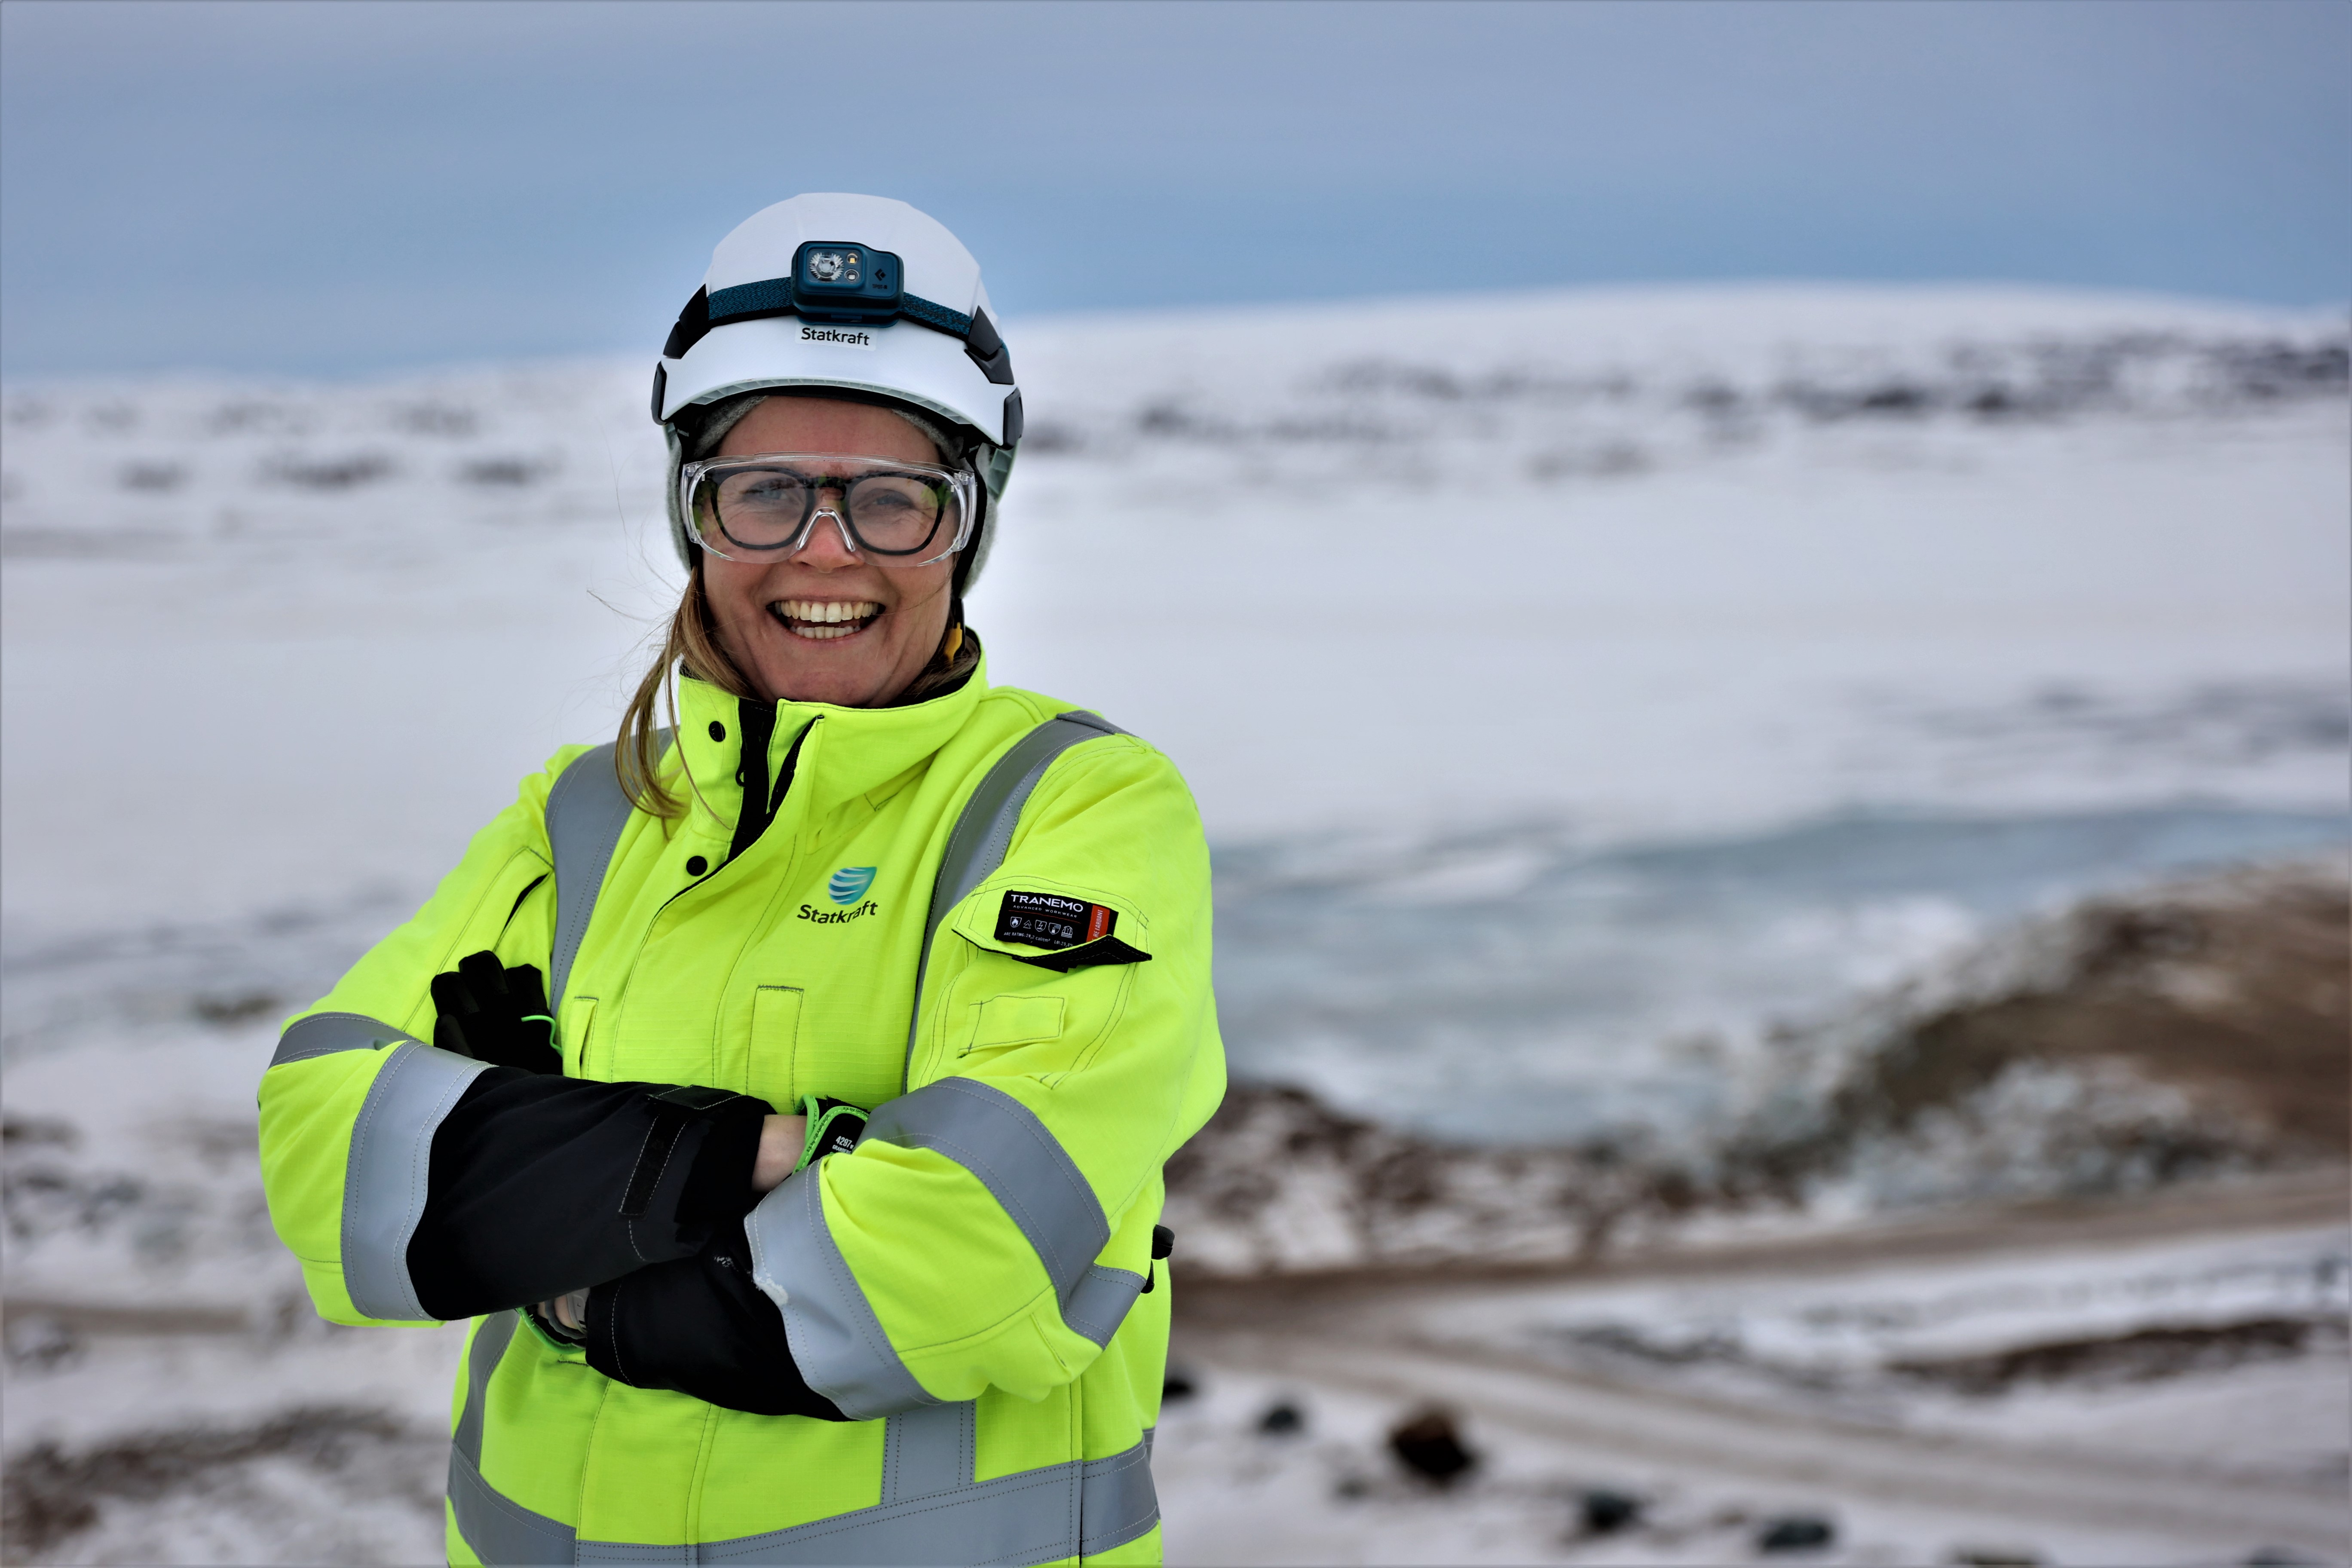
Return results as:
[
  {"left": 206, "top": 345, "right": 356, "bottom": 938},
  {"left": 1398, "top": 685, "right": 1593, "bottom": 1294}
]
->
[{"left": 652, "top": 193, "right": 1020, "bottom": 582}]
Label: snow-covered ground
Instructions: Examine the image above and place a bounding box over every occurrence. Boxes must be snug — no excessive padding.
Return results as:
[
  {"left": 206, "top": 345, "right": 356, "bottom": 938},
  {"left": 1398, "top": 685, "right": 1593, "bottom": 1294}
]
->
[
  {"left": 5, "top": 283, "right": 2346, "bottom": 1136},
  {"left": 1161, "top": 1211, "right": 2350, "bottom": 1565},
  {"left": 8, "top": 1018, "right": 2345, "bottom": 1562},
  {"left": 3, "top": 283, "right": 2347, "bottom": 1561}
]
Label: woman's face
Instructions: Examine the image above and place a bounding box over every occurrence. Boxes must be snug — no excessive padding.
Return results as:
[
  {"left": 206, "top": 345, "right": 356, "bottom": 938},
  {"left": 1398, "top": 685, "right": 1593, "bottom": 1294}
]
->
[{"left": 703, "top": 397, "right": 959, "bottom": 708}]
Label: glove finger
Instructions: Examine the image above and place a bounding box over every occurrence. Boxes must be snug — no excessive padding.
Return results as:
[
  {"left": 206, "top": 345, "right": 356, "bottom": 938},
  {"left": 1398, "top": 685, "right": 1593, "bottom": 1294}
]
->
[
  {"left": 505, "top": 964, "right": 550, "bottom": 1017},
  {"left": 458, "top": 950, "right": 511, "bottom": 1015},
  {"left": 431, "top": 969, "right": 479, "bottom": 1018},
  {"left": 433, "top": 1014, "right": 476, "bottom": 1059}
]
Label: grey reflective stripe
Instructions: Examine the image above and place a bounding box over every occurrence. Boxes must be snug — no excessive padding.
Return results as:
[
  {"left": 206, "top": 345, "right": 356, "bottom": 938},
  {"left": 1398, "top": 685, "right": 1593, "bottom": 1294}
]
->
[
  {"left": 451, "top": 1455, "right": 580, "bottom": 1568},
  {"left": 744, "top": 1164, "right": 939, "bottom": 1422},
  {"left": 270, "top": 1011, "right": 418, "bottom": 1068},
  {"left": 453, "top": 1436, "right": 578, "bottom": 1565},
  {"left": 1063, "top": 1265, "right": 1148, "bottom": 1348},
  {"left": 452, "top": 1311, "right": 518, "bottom": 1471},
  {"left": 545, "top": 738, "right": 643, "bottom": 1012},
  {"left": 447, "top": 1311, "right": 580, "bottom": 1567},
  {"left": 451, "top": 1386, "right": 1156, "bottom": 1566},
  {"left": 577, "top": 1540, "right": 687, "bottom": 1565},
  {"left": 864, "top": 1079, "right": 1139, "bottom": 1344},
  {"left": 882, "top": 1399, "right": 972, "bottom": 1504},
  {"left": 341, "top": 1041, "right": 489, "bottom": 1321},
  {"left": 1078, "top": 1438, "right": 1161, "bottom": 1556},
  {"left": 903, "top": 710, "right": 1127, "bottom": 1090}
]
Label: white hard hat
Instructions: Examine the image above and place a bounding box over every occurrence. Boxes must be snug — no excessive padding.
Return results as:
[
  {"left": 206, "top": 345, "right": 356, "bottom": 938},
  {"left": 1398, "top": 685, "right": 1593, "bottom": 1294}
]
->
[{"left": 651, "top": 193, "right": 1020, "bottom": 577}]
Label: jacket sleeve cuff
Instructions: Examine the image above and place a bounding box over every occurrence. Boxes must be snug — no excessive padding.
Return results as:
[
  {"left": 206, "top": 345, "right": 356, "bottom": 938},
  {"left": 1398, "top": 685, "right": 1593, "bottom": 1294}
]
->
[{"left": 744, "top": 1167, "right": 940, "bottom": 1421}]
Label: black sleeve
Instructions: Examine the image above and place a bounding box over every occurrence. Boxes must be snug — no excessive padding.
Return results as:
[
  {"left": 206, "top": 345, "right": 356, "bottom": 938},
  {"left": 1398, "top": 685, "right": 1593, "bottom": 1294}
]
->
[
  {"left": 582, "top": 1219, "right": 849, "bottom": 1420},
  {"left": 407, "top": 1071, "right": 770, "bottom": 1321}
]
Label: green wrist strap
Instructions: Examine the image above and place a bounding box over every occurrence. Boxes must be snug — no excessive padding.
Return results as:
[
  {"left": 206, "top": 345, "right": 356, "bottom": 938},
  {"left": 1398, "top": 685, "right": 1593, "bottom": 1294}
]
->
[{"left": 796, "top": 1096, "right": 867, "bottom": 1172}]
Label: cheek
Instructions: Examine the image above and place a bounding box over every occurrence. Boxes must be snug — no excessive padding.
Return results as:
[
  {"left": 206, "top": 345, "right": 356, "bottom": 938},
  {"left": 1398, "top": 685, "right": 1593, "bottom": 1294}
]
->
[
  {"left": 702, "top": 562, "right": 765, "bottom": 625},
  {"left": 892, "top": 565, "right": 955, "bottom": 621}
]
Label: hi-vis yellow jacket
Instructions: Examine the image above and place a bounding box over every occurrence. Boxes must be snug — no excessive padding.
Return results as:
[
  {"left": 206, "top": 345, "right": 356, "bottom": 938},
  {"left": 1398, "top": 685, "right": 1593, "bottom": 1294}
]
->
[{"left": 256, "top": 663, "right": 1225, "bottom": 1565}]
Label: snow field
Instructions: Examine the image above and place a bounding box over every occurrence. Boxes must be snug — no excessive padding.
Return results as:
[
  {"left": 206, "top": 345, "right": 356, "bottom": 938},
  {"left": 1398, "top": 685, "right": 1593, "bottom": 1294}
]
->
[{"left": 3, "top": 282, "right": 2347, "bottom": 1563}]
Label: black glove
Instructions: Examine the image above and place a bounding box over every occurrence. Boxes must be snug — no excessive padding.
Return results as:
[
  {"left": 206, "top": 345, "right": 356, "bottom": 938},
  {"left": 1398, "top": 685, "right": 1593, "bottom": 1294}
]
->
[
  {"left": 583, "top": 1219, "right": 848, "bottom": 1420},
  {"left": 407, "top": 1077, "right": 771, "bottom": 1320},
  {"left": 432, "top": 950, "right": 560, "bottom": 1074}
]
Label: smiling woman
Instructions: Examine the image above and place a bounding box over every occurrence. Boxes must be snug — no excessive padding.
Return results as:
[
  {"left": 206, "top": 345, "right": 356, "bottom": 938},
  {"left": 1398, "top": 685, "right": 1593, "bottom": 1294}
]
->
[
  {"left": 253, "top": 194, "right": 1222, "bottom": 1567},
  {"left": 689, "top": 401, "right": 965, "bottom": 701}
]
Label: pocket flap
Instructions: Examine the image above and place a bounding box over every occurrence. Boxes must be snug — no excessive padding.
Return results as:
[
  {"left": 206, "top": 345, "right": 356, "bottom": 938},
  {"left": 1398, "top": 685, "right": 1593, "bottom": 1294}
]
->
[{"left": 968, "top": 994, "right": 1066, "bottom": 1053}]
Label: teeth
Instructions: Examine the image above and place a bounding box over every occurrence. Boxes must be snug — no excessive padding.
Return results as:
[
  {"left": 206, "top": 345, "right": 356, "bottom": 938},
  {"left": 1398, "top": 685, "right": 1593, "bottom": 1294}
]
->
[
  {"left": 779, "top": 599, "right": 881, "bottom": 625},
  {"left": 776, "top": 598, "right": 882, "bottom": 638}
]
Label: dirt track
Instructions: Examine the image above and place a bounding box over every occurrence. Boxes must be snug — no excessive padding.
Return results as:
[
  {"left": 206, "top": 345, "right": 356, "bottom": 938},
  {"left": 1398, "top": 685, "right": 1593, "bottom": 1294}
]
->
[
  {"left": 1174, "top": 1165, "right": 2349, "bottom": 1306},
  {"left": 1173, "top": 1170, "right": 2352, "bottom": 1559}
]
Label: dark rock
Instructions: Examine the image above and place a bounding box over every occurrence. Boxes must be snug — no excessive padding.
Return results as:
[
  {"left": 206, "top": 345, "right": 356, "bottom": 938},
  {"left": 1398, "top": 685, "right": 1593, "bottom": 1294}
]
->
[
  {"left": 1757, "top": 1514, "right": 1836, "bottom": 1553},
  {"left": 1387, "top": 1406, "right": 1476, "bottom": 1485},
  {"left": 1579, "top": 1488, "right": 1642, "bottom": 1534},
  {"left": 1256, "top": 1401, "right": 1302, "bottom": 1436},
  {"left": 270, "top": 453, "right": 391, "bottom": 491}
]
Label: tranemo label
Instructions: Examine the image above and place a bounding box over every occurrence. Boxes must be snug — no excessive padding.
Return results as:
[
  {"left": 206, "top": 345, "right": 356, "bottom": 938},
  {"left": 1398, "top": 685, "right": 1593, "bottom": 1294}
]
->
[{"left": 996, "top": 890, "right": 1117, "bottom": 951}]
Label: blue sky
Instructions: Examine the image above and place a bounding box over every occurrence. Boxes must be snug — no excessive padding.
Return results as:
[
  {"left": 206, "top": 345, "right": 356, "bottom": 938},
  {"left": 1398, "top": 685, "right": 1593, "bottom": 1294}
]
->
[{"left": 2, "top": 0, "right": 2345, "bottom": 377}]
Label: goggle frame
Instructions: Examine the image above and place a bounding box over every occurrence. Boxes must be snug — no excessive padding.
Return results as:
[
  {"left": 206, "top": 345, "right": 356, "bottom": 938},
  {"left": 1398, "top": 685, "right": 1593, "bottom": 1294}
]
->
[{"left": 679, "top": 451, "right": 978, "bottom": 569}]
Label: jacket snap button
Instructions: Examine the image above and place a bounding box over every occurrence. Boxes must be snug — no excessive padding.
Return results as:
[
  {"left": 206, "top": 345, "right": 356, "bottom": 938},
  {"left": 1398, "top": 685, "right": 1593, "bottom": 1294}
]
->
[
  {"left": 708, "top": 721, "right": 726, "bottom": 741},
  {"left": 686, "top": 856, "right": 708, "bottom": 876}
]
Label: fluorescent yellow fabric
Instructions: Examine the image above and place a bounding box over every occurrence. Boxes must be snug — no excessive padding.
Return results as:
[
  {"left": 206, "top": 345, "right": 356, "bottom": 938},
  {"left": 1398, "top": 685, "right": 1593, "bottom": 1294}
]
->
[{"left": 258, "top": 660, "right": 1222, "bottom": 1559}]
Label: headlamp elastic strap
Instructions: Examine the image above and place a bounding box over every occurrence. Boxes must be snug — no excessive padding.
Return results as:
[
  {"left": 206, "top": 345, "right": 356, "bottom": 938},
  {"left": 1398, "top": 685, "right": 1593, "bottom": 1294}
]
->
[{"left": 661, "top": 275, "right": 1013, "bottom": 388}]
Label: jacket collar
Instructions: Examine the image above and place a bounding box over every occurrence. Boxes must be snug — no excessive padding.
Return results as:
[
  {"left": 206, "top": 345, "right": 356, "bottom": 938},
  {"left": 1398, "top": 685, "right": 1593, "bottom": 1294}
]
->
[{"left": 668, "top": 659, "right": 988, "bottom": 842}]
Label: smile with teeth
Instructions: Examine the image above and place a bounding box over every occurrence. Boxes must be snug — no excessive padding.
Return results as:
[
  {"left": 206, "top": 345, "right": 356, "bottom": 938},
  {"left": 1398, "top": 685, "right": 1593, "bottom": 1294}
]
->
[{"left": 775, "top": 599, "right": 883, "bottom": 640}]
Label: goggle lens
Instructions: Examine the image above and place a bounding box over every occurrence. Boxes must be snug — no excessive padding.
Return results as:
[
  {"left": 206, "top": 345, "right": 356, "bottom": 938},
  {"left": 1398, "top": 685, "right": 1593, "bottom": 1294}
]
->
[{"left": 685, "top": 456, "right": 970, "bottom": 565}]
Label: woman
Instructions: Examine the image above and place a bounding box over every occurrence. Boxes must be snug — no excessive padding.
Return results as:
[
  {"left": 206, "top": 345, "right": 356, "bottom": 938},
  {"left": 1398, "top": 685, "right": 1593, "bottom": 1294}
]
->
[{"left": 258, "top": 193, "right": 1224, "bottom": 1566}]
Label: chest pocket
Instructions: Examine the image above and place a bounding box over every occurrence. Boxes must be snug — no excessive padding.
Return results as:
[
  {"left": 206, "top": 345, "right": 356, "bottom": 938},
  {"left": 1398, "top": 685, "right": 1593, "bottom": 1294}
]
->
[
  {"left": 930, "top": 888, "right": 1146, "bottom": 1085},
  {"left": 744, "top": 983, "right": 906, "bottom": 1112},
  {"left": 741, "top": 986, "right": 801, "bottom": 1109}
]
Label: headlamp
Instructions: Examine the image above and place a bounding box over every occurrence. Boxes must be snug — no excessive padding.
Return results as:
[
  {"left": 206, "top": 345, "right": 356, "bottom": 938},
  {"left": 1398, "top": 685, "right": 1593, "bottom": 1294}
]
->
[{"left": 792, "top": 242, "right": 903, "bottom": 324}]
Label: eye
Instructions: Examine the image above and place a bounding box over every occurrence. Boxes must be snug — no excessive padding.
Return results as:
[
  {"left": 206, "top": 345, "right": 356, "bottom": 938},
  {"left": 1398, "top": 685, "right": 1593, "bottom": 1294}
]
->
[{"left": 721, "top": 472, "right": 808, "bottom": 508}]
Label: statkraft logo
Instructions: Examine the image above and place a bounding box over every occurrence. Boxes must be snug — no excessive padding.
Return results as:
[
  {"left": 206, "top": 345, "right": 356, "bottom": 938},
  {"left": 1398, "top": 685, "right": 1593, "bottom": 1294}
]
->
[
  {"left": 801, "top": 325, "right": 875, "bottom": 350},
  {"left": 828, "top": 866, "right": 879, "bottom": 905}
]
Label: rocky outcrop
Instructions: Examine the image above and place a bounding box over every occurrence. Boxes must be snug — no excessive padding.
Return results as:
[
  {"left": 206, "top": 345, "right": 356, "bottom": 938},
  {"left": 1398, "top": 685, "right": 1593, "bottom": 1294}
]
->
[{"left": 1165, "top": 857, "right": 2349, "bottom": 1277}]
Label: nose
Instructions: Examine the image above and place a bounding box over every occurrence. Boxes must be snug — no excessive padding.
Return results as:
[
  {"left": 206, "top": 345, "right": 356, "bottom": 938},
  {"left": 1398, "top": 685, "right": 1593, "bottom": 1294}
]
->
[{"left": 787, "top": 507, "right": 861, "bottom": 568}]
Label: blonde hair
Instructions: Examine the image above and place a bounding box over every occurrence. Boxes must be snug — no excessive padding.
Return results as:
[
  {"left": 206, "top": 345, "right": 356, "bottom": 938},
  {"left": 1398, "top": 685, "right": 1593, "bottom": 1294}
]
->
[{"left": 615, "top": 560, "right": 760, "bottom": 818}]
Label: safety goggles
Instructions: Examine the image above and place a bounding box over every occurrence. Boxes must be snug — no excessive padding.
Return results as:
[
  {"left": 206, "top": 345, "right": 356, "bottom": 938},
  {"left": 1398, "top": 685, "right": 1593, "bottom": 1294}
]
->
[{"left": 680, "top": 453, "right": 975, "bottom": 568}]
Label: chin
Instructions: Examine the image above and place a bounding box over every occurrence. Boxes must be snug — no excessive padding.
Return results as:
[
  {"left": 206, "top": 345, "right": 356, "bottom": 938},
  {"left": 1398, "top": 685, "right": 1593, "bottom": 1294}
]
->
[{"left": 759, "top": 655, "right": 898, "bottom": 708}]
